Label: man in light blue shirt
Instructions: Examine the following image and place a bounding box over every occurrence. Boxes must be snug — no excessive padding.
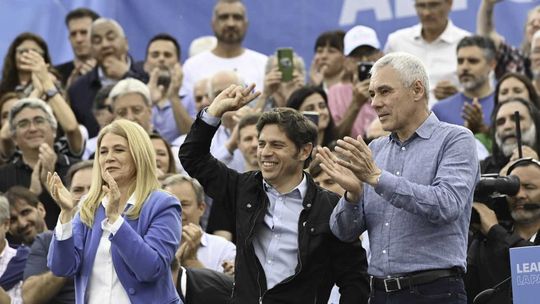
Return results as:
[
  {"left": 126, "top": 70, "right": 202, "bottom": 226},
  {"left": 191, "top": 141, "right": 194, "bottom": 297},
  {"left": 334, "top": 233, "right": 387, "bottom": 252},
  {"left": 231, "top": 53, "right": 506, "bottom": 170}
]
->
[{"left": 318, "top": 52, "right": 479, "bottom": 303}]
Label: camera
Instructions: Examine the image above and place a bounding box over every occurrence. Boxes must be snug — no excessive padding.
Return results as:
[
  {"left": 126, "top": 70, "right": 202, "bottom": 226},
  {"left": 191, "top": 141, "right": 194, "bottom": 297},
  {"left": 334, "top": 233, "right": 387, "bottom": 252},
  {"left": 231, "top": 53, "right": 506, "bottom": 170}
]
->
[{"left": 471, "top": 174, "right": 520, "bottom": 224}]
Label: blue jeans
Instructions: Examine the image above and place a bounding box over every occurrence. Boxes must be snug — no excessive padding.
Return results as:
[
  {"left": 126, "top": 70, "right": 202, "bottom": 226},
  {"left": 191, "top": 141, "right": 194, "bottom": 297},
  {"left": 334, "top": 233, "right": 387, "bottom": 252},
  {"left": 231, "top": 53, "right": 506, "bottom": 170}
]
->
[{"left": 369, "top": 276, "right": 467, "bottom": 304}]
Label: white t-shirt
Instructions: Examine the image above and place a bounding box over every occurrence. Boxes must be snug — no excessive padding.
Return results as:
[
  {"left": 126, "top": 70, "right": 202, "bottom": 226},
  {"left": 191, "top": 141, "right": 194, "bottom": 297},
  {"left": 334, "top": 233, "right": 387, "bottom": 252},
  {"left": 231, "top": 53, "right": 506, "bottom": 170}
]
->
[
  {"left": 384, "top": 20, "right": 470, "bottom": 107},
  {"left": 180, "top": 49, "right": 268, "bottom": 117}
]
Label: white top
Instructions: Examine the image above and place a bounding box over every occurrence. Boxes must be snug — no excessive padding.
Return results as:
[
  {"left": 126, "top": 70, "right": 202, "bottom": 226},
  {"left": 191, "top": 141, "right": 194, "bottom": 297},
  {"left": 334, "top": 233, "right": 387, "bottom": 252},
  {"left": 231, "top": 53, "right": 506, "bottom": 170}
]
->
[
  {"left": 196, "top": 232, "right": 236, "bottom": 273},
  {"left": 384, "top": 20, "right": 470, "bottom": 107},
  {"left": 180, "top": 49, "right": 268, "bottom": 117},
  {"left": 0, "top": 240, "right": 22, "bottom": 304},
  {"left": 55, "top": 196, "right": 135, "bottom": 304},
  {"left": 172, "top": 125, "right": 245, "bottom": 173}
]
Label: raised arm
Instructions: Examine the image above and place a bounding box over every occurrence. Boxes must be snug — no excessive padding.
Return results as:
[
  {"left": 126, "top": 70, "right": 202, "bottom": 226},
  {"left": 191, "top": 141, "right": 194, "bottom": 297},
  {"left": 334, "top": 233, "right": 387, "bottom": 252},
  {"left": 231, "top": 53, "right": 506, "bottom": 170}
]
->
[
  {"left": 24, "top": 50, "right": 84, "bottom": 156},
  {"left": 477, "top": 0, "right": 504, "bottom": 48}
]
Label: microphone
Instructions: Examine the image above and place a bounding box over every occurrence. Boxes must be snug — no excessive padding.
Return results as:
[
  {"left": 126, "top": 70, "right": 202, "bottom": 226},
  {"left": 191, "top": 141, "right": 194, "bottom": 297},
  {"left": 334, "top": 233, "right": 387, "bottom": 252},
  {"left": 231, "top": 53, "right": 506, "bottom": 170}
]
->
[{"left": 473, "top": 276, "right": 511, "bottom": 304}]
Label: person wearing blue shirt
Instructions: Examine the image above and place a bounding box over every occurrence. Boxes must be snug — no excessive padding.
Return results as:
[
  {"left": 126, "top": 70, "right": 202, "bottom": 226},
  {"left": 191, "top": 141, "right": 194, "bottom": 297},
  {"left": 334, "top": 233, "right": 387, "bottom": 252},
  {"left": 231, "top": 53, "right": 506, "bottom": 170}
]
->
[
  {"left": 318, "top": 52, "right": 480, "bottom": 304},
  {"left": 432, "top": 36, "right": 497, "bottom": 134}
]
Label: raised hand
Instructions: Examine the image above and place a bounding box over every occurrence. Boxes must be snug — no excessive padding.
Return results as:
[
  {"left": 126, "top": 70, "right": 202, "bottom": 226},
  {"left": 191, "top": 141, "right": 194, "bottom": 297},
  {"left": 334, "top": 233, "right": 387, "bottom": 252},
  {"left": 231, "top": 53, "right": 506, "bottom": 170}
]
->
[
  {"left": 180, "top": 223, "right": 203, "bottom": 261},
  {"left": 263, "top": 67, "right": 282, "bottom": 96},
  {"left": 46, "top": 171, "right": 75, "bottom": 212},
  {"left": 316, "top": 147, "right": 363, "bottom": 202},
  {"left": 102, "top": 170, "right": 121, "bottom": 223},
  {"left": 207, "top": 83, "right": 261, "bottom": 117},
  {"left": 102, "top": 55, "right": 129, "bottom": 79},
  {"left": 29, "top": 160, "right": 43, "bottom": 195},
  {"left": 352, "top": 79, "right": 371, "bottom": 107},
  {"left": 147, "top": 67, "right": 166, "bottom": 103},
  {"left": 167, "top": 63, "right": 184, "bottom": 98},
  {"left": 472, "top": 202, "right": 498, "bottom": 235},
  {"left": 462, "top": 98, "right": 488, "bottom": 134},
  {"left": 39, "top": 143, "right": 57, "bottom": 186},
  {"left": 333, "top": 136, "right": 381, "bottom": 186},
  {"left": 222, "top": 260, "right": 235, "bottom": 276}
]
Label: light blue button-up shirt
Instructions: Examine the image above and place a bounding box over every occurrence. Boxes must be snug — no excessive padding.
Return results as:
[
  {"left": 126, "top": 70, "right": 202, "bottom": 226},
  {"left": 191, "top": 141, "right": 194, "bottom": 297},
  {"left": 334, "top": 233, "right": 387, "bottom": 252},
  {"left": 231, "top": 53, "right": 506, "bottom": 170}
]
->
[
  {"left": 253, "top": 176, "right": 307, "bottom": 289},
  {"left": 200, "top": 108, "right": 307, "bottom": 288},
  {"left": 330, "top": 113, "right": 480, "bottom": 277}
]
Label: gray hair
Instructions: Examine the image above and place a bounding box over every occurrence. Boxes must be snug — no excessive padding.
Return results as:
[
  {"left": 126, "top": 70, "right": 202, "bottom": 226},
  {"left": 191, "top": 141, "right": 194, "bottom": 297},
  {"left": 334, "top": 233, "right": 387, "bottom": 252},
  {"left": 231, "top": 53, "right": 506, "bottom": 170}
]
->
[
  {"left": 91, "top": 18, "right": 125, "bottom": 38},
  {"left": 9, "top": 98, "right": 58, "bottom": 135},
  {"left": 0, "top": 195, "right": 9, "bottom": 223},
  {"left": 162, "top": 174, "right": 205, "bottom": 205},
  {"left": 109, "top": 78, "right": 152, "bottom": 107},
  {"left": 265, "top": 52, "right": 306, "bottom": 76},
  {"left": 456, "top": 35, "right": 497, "bottom": 62},
  {"left": 371, "top": 52, "right": 430, "bottom": 99},
  {"left": 208, "top": 70, "right": 244, "bottom": 100}
]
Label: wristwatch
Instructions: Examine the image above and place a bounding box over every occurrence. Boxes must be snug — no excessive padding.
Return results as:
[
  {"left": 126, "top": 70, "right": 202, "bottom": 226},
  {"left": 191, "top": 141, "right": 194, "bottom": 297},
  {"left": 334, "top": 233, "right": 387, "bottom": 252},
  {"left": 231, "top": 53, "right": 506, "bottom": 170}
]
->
[{"left": 43, "top": 88, "right": 59, "bottom": 101}]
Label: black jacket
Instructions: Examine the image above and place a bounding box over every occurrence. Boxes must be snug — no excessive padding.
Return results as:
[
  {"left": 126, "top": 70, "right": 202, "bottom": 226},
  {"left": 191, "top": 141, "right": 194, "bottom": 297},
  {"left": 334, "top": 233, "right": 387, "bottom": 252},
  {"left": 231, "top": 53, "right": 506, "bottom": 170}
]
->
[
  {"left": 67, "top": 56, "right": 147, "bottom": 137},
  {"left": 179, "top": 116, "right": 369, "bottom": 304},
  {"left": 466, "top": 224, "right": 540, "bottom": 304}
]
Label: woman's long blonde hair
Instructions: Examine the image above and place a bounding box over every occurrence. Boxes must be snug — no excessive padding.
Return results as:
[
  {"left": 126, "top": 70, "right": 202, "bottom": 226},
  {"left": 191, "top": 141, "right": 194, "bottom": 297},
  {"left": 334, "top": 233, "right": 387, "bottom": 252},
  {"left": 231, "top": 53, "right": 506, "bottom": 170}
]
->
[{"left": 79, "top": 119, "right": 161, "bottom": 226}]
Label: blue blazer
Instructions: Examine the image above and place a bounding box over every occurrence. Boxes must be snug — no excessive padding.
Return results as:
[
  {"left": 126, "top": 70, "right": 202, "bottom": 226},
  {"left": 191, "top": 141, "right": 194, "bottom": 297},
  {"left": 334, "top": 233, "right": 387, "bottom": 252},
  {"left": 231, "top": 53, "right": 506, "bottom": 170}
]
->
[{"left": 47, "top": 190, "right": 182, "bottom": 304}]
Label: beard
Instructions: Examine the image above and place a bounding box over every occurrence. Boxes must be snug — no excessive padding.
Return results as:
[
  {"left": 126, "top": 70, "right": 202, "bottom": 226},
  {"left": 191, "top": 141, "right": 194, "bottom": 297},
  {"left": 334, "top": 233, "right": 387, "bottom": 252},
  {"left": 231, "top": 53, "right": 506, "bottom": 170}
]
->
[
  {"left": 460, "top": 74, "right": 489, "bottom": 91},
  {"left": 215, "top": 28, "right": 245, "bottom": 44},
  {"left": 510, "top": 198, "right": 540, "bottom": 224},
  {"left": 496, "top": 124, "right": 537, "bottom": 157}
]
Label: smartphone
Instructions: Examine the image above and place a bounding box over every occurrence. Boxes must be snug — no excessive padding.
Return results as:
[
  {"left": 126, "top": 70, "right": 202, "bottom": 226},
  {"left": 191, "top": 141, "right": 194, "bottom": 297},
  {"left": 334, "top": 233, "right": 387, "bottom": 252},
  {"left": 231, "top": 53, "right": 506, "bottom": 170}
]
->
[
  {"left": 157, "top": 68, "right": 171, "bottom": 89},
  {"left": 357, "top": 62, "right": 374, "bottom": 81},
  {"left": 277, "top": 48, "right": 294, "bottom": 82},
  {"left": 302, "top": 111, "right": 319, "bottom": 126}
]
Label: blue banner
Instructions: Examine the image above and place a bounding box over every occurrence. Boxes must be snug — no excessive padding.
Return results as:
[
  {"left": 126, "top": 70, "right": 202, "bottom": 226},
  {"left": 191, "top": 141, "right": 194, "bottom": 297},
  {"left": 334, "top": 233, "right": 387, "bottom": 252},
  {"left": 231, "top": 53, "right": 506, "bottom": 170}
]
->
[
  {"left": 510, "top": 245, "right": 540, "bottom": 304},
  {"left": 0, "top": 0, "right": 538, "bottom": 71}
]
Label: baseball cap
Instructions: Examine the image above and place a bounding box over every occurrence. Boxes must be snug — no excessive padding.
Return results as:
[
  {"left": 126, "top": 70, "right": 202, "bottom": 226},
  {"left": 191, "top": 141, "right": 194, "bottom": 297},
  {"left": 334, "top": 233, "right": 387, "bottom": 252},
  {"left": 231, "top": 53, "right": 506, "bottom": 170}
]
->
[{"left": 344, "top": 25, "right": 381, "bottom": 56}]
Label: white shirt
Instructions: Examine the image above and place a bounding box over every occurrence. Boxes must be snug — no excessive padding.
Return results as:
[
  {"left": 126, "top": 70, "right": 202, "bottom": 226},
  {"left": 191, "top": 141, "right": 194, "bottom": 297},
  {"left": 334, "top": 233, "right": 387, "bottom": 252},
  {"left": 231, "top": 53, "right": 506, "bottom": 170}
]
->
[
  {"left": 196, "top": 232, "right": 236, "bottom": 272},
  {"left": 55, "top": 195, "right": 136, "bottom": 304},
  {"left": 180, "top": 49, "right": 268, "bottom": 117},
  {"left": 384, "top": 20, "right": 470, "bottom": 107},
  {"left": 0, "top": 240, "right": 22, "bottom": 304},
  {"left": 172, "top": 125, "right": 245, "bottom": 173}
]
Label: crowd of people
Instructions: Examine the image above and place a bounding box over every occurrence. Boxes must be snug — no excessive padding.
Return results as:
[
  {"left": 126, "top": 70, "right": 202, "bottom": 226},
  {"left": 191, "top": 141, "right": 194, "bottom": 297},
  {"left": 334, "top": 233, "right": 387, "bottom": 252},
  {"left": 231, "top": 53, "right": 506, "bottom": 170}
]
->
[{"left": 0, "top": 0, "right": 538, "bottom": 303}]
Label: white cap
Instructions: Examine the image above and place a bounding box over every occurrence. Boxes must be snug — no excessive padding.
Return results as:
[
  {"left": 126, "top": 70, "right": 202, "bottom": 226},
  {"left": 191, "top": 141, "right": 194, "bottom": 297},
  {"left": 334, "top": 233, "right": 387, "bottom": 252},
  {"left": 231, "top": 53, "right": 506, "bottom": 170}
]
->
[{"left": 344, "top": 25, "right": 381, "bottom": 56}]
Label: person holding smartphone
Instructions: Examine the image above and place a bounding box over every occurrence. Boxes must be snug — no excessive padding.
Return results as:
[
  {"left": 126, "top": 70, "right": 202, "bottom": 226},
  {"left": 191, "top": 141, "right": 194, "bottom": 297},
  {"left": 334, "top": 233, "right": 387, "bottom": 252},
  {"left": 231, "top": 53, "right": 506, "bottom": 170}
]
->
[
  {"left": 256, "top": 49, "right": 306, "bottom": 112},
  {"left": 143, "top": 33, "right": 193, "bottom": 142},
  {"left": 326, "top": 25, "right": 383, "bottom": 140}
]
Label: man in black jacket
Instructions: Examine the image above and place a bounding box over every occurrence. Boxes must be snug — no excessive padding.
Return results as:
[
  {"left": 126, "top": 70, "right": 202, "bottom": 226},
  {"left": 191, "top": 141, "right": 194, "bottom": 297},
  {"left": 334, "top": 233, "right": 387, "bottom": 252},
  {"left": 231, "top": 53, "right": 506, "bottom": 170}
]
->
[
  {"left": 179, "top": 84, "right": 369, "bottom": 303},
  {"left": 67, "top": 18, "right": 147, "bottom": 137},
  {"left": 467, "top": 158, "right": 540, "bottom": 303}
]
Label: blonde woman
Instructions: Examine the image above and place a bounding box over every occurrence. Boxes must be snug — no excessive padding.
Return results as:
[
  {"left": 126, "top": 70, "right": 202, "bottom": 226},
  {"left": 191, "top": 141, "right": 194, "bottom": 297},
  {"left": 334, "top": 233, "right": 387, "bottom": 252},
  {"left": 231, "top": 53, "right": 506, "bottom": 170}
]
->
[{"left": 46, "top": 119, "right": 182, "bottom": 304}]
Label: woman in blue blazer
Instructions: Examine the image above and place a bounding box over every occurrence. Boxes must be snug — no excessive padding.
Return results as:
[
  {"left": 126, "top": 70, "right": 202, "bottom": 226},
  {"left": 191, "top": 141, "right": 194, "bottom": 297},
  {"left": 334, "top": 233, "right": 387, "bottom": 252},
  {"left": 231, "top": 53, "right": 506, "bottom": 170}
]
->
[{"left": 46, "top": 119, "right": 182, "bottom": 304}]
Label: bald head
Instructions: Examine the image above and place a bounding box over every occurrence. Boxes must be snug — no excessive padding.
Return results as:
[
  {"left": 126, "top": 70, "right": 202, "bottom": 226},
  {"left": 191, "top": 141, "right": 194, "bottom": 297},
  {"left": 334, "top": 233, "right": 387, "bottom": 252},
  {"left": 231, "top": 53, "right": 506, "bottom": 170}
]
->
[
  {"left": 90, "top": 18, "right": 128, "bottom": 64},
  {"left": 209, "top": 70, "right": 243, "bottom": 100}
]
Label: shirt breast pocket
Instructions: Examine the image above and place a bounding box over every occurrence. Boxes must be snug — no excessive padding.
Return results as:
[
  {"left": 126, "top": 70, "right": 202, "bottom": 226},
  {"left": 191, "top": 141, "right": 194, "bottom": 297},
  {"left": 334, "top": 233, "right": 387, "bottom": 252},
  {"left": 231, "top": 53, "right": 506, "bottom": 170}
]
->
[
  {"left": 304, "top": 221, "right": 332, "bottom": 262},
  {"left": 236, "top": 201, "right": 258, "bottom": 237}
]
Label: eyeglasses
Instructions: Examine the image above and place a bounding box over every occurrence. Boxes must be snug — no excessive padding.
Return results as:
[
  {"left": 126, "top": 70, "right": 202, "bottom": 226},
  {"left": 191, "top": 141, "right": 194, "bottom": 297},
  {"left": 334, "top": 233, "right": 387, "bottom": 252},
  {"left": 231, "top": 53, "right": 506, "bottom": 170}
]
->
[{"left": 14, "top": 116, "right": 48, "bottom": 130}]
